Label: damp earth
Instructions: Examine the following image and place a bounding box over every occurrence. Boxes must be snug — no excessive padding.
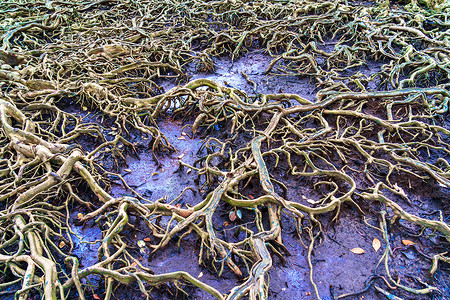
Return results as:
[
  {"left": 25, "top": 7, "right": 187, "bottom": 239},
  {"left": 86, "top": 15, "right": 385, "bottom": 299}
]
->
[{"left": 1, "top": 1, "right": 450, "bottom": 300}]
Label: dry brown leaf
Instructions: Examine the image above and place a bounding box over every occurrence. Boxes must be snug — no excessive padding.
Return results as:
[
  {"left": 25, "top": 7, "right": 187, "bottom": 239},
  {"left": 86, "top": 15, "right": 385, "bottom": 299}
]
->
[
  {"left": 350, "top": 247, "right": 365, "bottom": 254},
  {"left": 77, "top": 212, "right": 83, "bottom": 219},
  {"left": 93, "top": 294, "right": 102, "bottom": 300},
  {"left": 143, "top": 237, "right": 151, "bottom": 242},
  {"left": 59, "top": 241, "right": 66, "bottom": 248},
  {"left": 372, "top": 238, "right": 381, "bottom": 252},
  {"left": 402, "top": 239, "right": 415, "bottom": 246}
]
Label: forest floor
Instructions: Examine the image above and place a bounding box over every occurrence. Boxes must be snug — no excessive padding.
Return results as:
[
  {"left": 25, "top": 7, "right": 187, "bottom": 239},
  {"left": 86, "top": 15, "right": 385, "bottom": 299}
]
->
[{"left": 1, "top": 1, "right": 450, "bottom": 300}]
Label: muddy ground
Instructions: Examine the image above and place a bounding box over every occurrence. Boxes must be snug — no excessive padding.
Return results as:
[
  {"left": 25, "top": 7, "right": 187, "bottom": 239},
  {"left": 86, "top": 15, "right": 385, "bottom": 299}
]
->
[
  {"left": 64, "top": 52, "right": 450, "bottom": 300},
  {"left": 2, "top": 0, "right": 450, "bottom": 299}
]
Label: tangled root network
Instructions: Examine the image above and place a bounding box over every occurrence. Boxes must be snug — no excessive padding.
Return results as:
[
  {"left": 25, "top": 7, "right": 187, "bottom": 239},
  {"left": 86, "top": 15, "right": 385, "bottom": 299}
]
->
[{"left": 0, "top": 0, "right": 450, "bottom": 299}]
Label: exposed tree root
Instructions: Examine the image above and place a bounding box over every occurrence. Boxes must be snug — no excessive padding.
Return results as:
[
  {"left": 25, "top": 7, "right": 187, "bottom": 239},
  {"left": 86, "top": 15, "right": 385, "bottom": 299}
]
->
[{"left": 1, "top": 0, "right": 449, "bottom": 299}]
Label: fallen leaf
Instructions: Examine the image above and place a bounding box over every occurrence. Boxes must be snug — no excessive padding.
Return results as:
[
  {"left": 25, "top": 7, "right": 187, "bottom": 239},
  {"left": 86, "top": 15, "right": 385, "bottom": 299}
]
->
[
  {"left": 302, "top": 195, "right": 307, "bottom": 199},
  {"left": 178, "top": 136, "right": 186, "bottom": 140},
  {"left": 143, "top": 237, "right": 151, "bottom": 242},
  {"left": 59, "top": 241, "right": 66, "bottom": 248},
  {"left": 372, "top": 238, "right": 381, "bottom": 252},
  {"left": 77, "top": 212, "right": 84, "bottom": 219},
  {"left": 181, "top": 132, "right": 187, "bottom": 136},
  {"left": 402, "top": 239, "right": 415, "bottom": 246},
  {"left": 229, "top": 211, "right": 236, "bottom": 222},
  {"left": 198, "top": 271, "right": 203, "bottom": 278},
  {"left": 93, "top": 294, "right": 102, "bottom": 300},
  {"left": 82, "top": 106, "right": 88, "bottom": 111},
  {"left": 223, "top": 221, "right": 230, "bottom": 226},
  {"left": 350, "top": 247, "right": 365, "bottom": 254},
  {"left": 137, "top": 240, "right": 146, "bottom": 248},
  {"left": 235, "top": 209, "right": 242, "bottom": 219},
  {"left": 248, "top": 194, "right": 254, "bottom": 199}
]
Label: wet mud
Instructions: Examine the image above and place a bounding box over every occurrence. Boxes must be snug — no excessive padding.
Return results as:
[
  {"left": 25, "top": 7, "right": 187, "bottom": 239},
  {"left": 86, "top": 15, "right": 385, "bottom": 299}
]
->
[
  {"left": 68, "top": 52, "right": 450, "bottom": 300},
  {"left": 160, "top": 51, "right": 317, "bottom": 101},
  {"left": 2, "top": 1, "right": 450, "bottom": 299}
]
